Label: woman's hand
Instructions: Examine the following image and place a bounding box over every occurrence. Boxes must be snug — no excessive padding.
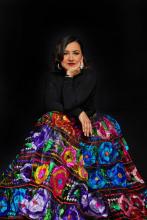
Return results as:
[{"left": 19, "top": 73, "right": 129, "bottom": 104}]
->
[
  {"left": 66, "top": 60, "right": 84, "bottom": 77},
  {"left": 79, "top": 111, "right": 93, "bottom": 136}
]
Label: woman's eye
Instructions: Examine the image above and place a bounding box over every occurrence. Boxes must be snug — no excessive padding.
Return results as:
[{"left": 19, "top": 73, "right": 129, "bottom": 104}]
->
[
  {"left": 64, "top": 52, "right": 80, "bottom": 55},
  {"left": 73, "top": 52, "right": 80, "bottom": 55}
]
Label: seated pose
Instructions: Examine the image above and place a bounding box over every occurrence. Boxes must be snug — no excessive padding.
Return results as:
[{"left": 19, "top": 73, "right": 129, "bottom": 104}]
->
[{"left": 0, "top": 35, "right": 147, "bottom": 219}]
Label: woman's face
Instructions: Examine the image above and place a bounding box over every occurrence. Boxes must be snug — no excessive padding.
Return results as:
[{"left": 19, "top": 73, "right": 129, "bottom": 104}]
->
[{"left": 61, "top": 41, "right": 83, "bottom": 71}]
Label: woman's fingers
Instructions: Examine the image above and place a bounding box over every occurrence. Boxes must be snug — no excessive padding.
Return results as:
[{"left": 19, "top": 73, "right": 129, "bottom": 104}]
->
[
  {"left": 84, "top": 121, "right": 88, "bottom": 136},
  {"left": 82, "top": 121, "right": 87, "bottom": 136},
  {"left": 67, "top": 63, "right": 81, "bottom": 77},
  {"left": 83, "top": 120, "right": 92, "bottom": 136},
  {"left": 79, "top": 111, "right": 92, "bottom": 137},
  {"left": 89, "top": 122, "right": 93, "bottom": 135},
  {"left": 82, "top": 122, "right": 85, "bottom": 134}
]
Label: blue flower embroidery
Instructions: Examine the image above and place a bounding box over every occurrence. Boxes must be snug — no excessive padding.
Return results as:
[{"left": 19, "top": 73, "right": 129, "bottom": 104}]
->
[
  {"left": 82, "top": 145, "right": 96, "bottom": 166},
  {"left": 88, "top": 169, "right": 107, "bottom": 189},
  {"left": 107, "top": 163, "right": 127, "bottom": 187},
  {"left": 11, "top": 188, "right": 27, "bottom": 213},
  {"left": 98, "top": 142, "right": 119, "bottom": 164}
]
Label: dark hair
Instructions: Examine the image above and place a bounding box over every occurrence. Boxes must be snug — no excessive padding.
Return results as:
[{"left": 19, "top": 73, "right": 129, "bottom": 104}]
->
[{"left": 53, "top": 35, "right": 88, "bottom": 71}]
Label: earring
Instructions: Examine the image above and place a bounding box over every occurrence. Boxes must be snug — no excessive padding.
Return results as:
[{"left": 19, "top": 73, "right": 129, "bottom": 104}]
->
[
  {"left": 58, "top": 63, "right": 61, "bottom": 70},
  {"left": 80, "top": 63, "right": 84, "bottom": 69}
]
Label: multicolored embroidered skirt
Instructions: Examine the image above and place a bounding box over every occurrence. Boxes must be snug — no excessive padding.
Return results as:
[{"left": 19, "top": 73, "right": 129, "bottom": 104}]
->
[{"left": 0, "top": 112, "right": 147, "bottom": 219}]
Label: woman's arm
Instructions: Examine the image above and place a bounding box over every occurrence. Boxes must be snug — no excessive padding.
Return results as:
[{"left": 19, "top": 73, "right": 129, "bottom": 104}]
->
[
  {"left": 65, "top": 107, "right": 83, "bottom": 117},
  {"left": 45, "top": 73, "right": 64, "bottom": 112}
]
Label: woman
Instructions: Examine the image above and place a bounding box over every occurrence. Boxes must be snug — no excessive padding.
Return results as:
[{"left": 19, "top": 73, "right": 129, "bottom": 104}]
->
[{"left": 0, "top": 35, "right": 147, "bottom": 219}]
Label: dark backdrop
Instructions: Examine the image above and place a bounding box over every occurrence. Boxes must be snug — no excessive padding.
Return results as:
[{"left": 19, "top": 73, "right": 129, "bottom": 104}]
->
[{"left": 0, "top": 0, "right": 147, "bottom": 181}]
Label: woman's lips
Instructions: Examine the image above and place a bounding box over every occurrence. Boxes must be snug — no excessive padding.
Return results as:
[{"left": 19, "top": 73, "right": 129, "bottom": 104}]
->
[{"left": 68, "top": 63, "right": 76, "bottom": 66}]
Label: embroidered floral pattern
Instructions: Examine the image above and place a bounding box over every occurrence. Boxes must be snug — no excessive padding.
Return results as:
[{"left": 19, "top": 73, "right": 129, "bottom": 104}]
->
[
  {"left": 0, "top": 112, "right": 146, "bottom": 219},
  {"left": 34, "top": 164, "right": 49, "bottom": 184},
  {"left": 20, "top": 188, "right": 49, "bottom": 219},
  {"left": 88, "top": 169, "right": 107, "bottom": 189},
  {"left": 80, "top": 192, "right": 108, "bottom": 218},
  {"left": 61, "top": 147, "right": 76, "bottom": 167},
  {"left": 118, "top": 193, "right": 146, "bottom": 219},
  {"left": 107, "top": 163, "right": 127, "bottom": 187},
  {"left": 98, "top": 142, "right": 119, "bottom": 164},
  {"left": 82, "top": 145, "right": 97, "bottom": 166},
  {"left": 50, "top": 166, "right": 69, "bottom": 197}
]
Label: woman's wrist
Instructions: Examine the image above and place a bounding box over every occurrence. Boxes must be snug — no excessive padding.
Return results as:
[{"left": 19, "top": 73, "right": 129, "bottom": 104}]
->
[
  {"left": 65, "top": 71, "right": 73, "bottom": 78},
  {"left": 65, "top": 74, "right": 73, "bottom": 78}
]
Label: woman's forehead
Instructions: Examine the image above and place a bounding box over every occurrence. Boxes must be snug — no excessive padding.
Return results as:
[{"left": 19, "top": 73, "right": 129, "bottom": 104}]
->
[{"left": 65, "top": 41, "right": 81, "bottom": 51}]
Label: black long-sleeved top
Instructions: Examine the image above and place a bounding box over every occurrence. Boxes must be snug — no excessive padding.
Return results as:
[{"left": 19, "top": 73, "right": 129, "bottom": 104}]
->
[{"left": 44, "top": 68, "right": 97, "bottom": 118}]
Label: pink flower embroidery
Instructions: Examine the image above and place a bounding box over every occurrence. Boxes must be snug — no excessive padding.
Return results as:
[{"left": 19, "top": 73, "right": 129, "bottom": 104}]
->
[
  {"left": 50, "top": 166, "right": 69, "bottom": 197},
  {"left": 61, "top": 147, "right": 77, "bottom": 167}
]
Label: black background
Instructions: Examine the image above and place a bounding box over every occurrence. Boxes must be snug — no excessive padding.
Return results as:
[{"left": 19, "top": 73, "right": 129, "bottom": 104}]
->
[{"left": 0, "top": 0, "right": 147, "bottom": 181}]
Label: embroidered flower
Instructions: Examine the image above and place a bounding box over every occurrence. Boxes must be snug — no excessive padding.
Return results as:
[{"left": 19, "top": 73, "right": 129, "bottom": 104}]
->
[
  {"left": 61, "top": 147, "right": 76, "bottom": 167},
  {"left": 32, "top": 125, "right": 50, "bottom": 148},
  {"left": 82, "top": 145, "right": 96, "bottom": 166},
  {"left": 34, "top": 164, "right": 49, "bottom": 185},
  {"left": 107, "top": 163, "right": 126, "bottom": 187},
  {"left": 88, "top": 169, "right": 107, "bottom": 189},
  {"left": 98, "top": 142, "right": 119, "bottom": 164},
  {"left": 11, "top": 188, "right": 27, "bottom": 213},
  {"left": 20, "top": 163, "right": 32, "bottom": 182},
  {"left": 80, "top": 192, "right": 108, "bottom": 218},
  {"left": 20, "top": 188, "right": 49, "bottom": 219},
  {"left": 0, "top": 188, "right": 27, "bottom": 215},
  {"left": 50, "top": 166, "right": 69, "bottom": 197}
]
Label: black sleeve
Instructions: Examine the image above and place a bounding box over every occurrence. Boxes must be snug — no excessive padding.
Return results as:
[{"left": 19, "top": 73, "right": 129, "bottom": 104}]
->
[
  {"left": 62, "top": 70, "right": 97, "bottom": 111},
  {"left": 65, "top": 107, "right": 83, "bottom": 118},
  {"left": 45, "top": 73, "right": 64, "bottom": 112},
  {"left": 83, "top": 85, "right": 97, "bottom": 117},
  {"left": 66, "top": 85, "right": 97, "bottom": 118}
]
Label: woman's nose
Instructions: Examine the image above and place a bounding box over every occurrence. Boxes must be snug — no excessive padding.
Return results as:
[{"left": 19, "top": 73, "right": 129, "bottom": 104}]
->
[{"left": 68, "top": 53, "right": 74, "bottom": 60}]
